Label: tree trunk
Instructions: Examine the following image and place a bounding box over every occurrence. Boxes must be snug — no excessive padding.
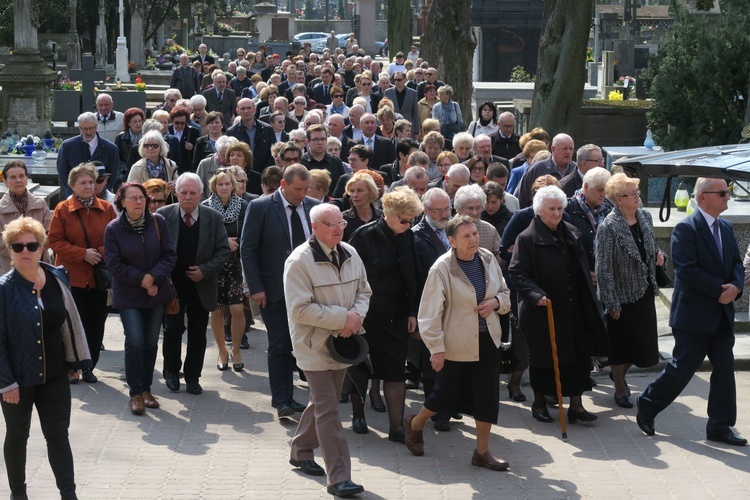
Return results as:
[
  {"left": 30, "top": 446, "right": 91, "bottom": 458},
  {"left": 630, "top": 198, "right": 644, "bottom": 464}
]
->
[
  {"left": 530, "top": 0, "right": 592, "bottom": 140},
  {"left": 421, "top": 0, "right": 476, "bottom": 124},
  {"left": 387, "top": 0, "right": 412, "bottom": 58}
]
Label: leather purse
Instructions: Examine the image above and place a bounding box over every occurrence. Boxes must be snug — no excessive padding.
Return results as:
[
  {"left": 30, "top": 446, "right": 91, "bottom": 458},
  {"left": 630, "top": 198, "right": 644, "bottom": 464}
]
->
[
  {"left": 154, "top": 219, "right": 180, "bottom": 314},
  {"left": 75, "top": 212, "right": 111, "bottom": 291}
]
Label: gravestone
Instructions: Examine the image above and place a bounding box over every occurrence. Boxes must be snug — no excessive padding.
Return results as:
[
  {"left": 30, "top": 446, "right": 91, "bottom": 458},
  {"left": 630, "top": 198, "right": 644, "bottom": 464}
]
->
[
  {"left": 471, "top": 0, "right": 544, "bottom": 82},
  {"left": 69, "top": 54, "right": 107, "bottom": 112},
  {"left": 0, "top": 0, "right": 58, "bottom": 136}
]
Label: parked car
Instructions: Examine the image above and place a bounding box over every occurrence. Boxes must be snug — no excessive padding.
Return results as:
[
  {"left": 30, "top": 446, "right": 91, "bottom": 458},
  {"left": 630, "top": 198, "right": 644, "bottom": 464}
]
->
[
  {"left": 314, "top": 34, "right": 386, "bottom": 56},
  {"left": 293, "top": 32, "right": 329, "bottom": 45}
]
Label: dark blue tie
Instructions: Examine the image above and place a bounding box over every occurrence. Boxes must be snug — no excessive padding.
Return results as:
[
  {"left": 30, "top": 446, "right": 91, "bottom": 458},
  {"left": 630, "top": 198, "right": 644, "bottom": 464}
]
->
[{"left": 712, "top": 220, "right": 722, "bottom": 260}]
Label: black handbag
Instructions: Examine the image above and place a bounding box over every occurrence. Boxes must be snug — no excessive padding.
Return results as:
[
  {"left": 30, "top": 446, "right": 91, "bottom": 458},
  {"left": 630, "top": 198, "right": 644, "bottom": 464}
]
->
[{"left": 75, "top": 211, "right": 111, "bottom": 291}]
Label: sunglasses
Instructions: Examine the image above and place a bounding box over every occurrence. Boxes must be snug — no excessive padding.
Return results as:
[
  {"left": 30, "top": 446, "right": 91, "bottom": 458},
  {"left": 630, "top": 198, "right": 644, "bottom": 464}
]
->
[
  {"left": 149, "top": 199, "right": 167, "bottom": 205},
  {"left": 11, "top": 242, "right": 40, "bottom": 253},
  {"left": 332, "top": 94, "right": 344, "bottom": 98},
  {"left": 393, "top": 78, "right": 404, "bottom": 82},
  {"left": 96, "top": 177, "right": 108, "bottom": 184},
  {"left": 703, "top": 190, "right": 730, "bottom": 198},
  {"left": 143, "top": 143, "right": 159, "bottom": 149},
  {"left": 398, "top": 216, "right": 414, "bottom": 226}
]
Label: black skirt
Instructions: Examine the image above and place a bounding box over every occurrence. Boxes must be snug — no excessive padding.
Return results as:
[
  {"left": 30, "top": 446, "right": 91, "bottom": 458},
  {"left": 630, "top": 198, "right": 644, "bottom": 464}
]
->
[
  {"left": 607, "top": 286, "right": 659, "bottom": 367},
  {"left": 362, "top": 316, "right": 409, "bottom": 382}
]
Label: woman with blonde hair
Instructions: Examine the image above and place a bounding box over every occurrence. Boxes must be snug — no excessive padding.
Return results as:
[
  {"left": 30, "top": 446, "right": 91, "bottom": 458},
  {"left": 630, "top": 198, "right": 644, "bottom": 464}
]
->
[
  {"left": 127, "top": 131, "right": 178, "bottom": 184},
  {"left": 202, "top": 168, "right": 249, "bottom": 372}
]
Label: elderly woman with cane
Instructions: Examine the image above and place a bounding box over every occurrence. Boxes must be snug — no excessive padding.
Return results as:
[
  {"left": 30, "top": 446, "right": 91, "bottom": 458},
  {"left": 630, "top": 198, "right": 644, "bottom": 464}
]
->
[
  {"left": 509, "top": 186, "right": 608, "bottom": 425},
  {"left": 404, "top": 215, "right": 511, "bottom": 470}
]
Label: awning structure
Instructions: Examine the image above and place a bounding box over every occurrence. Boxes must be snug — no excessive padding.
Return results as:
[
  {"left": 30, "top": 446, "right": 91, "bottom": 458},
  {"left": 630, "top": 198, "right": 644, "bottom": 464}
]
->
[{"left": 613, "top": 144, "right": 750, "bottom": 221}]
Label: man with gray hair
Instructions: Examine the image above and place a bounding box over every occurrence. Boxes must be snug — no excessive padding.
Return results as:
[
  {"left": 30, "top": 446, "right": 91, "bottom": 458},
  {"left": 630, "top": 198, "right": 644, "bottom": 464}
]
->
[
  {"left": 515, "top": 133, "right": 576, "bottom": 208},
  {"left": 389, "top": 165, "right": 429, "bottom": 196},
  {"left": 171, "top": 53, "right": 201, "bottom": 99},
  {"left": 283, "top": 203, "right": 370, "bottom": 496},
  {"left": 443, "top": 164, "right": 471, "bottom": 210},
  {"left": 157, "top": 173, "right": 231, "bottom": 395},
  {"left": 151, "top": 88, "right": 182, "bottom": 117},
  {"left": 559, "top": 144, "right": 604, "bottom": 198},
  {"left": 95, "top": 93, "right": 124, "bottom": 143},
  {"left": 56, "top": 111, "right": 119, "bottom": 195},
  {"left": 490, "top": 111, "right": 521, "bottom": 160}
]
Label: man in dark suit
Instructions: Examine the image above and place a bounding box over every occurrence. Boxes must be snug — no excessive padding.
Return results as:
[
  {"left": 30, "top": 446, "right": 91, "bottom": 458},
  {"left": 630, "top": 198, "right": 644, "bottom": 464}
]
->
[
  {"left": 56, "top": 112, "right": 119, "bottom": 195},
  {"left": 157, "top": 174, "right": 231, "bottom": 395},
  {"left": 301, "top": 125, "right": 346, "bottom": 196},
  {"left": 311, "top": 68, "right": 335, "bottom": 106},
  {"left": 559, "top": 144, "right": 604, "bottom": 198},
  {"left": 241, "top": 164, "right": 320, "bottom": 419},
  {"left": 356, "top": 113, "right": 396, "bottom": 170},
  {"left": 258, "top": 97, "right": 299, "bottom": 133},
  {"left": 327, "top": 115, "right": 356, "bottom": 161},
  {"left": 193, "top": 43, "right": 214, "bottom": 65},
  {"left": 514, "top": 133, "right": 576, "bottom": 209},
  {"left": 384, "top": 72, "right": 420, "bottom": 137},
  {"left": 170, "top": 53, "right": 201, "bottom": 99},
  {"left": 168, "top": 107, "right": 201, "bottom": 174},
  {"left": 637, "top": 177, "right": 745, "bottom": 445},
  {"left": 202, "top": 71, "right": 236, "bottom": 129},
  {"left": 417, "top": 68, "right": 445, "bottom": 100},
  {"left": 411, "top": 188, "right": 454, "bottom": 430},
  {"left": 490, "top": 112, "right": 522, "bottom": 160},
  {"left": 473, "top": 134, "right": 510, "bottom": 168},
  {"left": 226, "top": 98, "right": 275, "bottom": 173}
]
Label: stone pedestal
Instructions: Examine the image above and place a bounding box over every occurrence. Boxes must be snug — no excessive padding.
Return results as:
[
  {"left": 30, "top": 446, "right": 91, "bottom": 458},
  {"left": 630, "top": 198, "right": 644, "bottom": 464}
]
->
[
  {"left": 0, "top": 50, "right": 58, "bottom": 137},
  {"left": 116, "top": 37, "right": 130, "bottom": 82}
]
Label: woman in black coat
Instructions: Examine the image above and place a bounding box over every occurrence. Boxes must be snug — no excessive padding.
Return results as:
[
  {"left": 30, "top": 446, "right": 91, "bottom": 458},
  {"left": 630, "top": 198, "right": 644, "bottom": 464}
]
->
[
  {"left": 348, "top": 186, "right": 422, "bottom": 441},
  {"left": 509, "top": 186, "right": 608, "bottom": 425}
]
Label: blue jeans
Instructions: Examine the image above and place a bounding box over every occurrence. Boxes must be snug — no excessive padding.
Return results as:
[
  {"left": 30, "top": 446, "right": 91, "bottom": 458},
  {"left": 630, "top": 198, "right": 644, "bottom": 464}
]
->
[{"left": 120, "top": 305, "right": 165, "bottom": 396}]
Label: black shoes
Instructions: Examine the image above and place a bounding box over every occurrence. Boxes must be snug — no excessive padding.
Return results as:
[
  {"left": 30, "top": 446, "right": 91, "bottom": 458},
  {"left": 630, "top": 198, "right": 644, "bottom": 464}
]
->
[
  {"left": 217, "top": 354, "right": 229, "bottom": 372},
  {"left": 82, "top": 369, "right": 98, "bottom": 383},
  {"left": 508, "top": 387, "right": 527, "bottom": 402},
  {"left": 277, "top": 402, "right": 296, "bottom": 418},
  {"left": 185, "top": 381, "right": 203, "bottom": 395},
  {"left": 433, "top": 419, "right": 450, "bottom": 432},
  {"left": 614, "top": 394, "right": 634, "bottom": 409},
  {"left": 164, "top": 371, "right": 180, "bottom": 392},
  {"left": 405, "top": 379, "right": 419, "bottom": 390},
  {"left": 230, "top": 353, "right": 244, "bottom": 372},
  {"left": 531, "top": 405, "right": 553, "bottom": 423},
  {"left": 290, "top": 400, "right": 306, "bottom": 412},
  {"left": 289, "top": 458, "right": 325, "bottom": 476},
  {"left": 339, "top": 393, "right": 349, "bottom": 404},
  {"left": 568, "top": 408, "right": 597, "bottom": 424},
  {"left": 707, "top": 430, "right": 748, "bottom": 446},
  {"left": 636, "top": 396, "right": 655, "bottom": 436},
  {"left": 352, "top": 417, "right": 368, "bottom": 434},
  {"left": 327, "top": 480, "right": 364, "bottom": 497},
  {"left": 240, "top": 334, "right": 250, "bottom": 350},
  {"left": 388, "top": 428, "right": 405, "bottom": 443}
]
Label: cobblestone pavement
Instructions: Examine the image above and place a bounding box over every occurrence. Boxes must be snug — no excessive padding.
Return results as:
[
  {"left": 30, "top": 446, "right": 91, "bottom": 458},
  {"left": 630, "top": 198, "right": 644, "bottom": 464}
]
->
[{"left": 2, "top": 311, "right": 749, "bottom": 499}]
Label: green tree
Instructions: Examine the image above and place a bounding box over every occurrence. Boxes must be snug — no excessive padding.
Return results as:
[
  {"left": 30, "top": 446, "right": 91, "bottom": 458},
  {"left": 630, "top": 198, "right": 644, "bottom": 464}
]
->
[
  {"left": 647, "top": 0, "right": 750, "bottom": 150},
  {"left": 387, "top": 0, "right": 412, "bottom": 58},
  {"left": 529, "top": 0, "right": 593, "bottom": 139}
]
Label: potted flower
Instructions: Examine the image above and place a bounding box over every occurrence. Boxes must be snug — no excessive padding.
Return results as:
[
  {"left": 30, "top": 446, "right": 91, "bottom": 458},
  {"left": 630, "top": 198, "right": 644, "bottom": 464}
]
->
[
  {"left": 615, "top": 75, "right": 636, "bottom": 100},
  {"left": 218, "top": 22, "right": 234, "bottom": 35}
]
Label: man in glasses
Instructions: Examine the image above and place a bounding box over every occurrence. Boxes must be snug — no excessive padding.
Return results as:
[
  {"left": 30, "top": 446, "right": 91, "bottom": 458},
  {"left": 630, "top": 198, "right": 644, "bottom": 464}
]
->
[
  {"left": 559, "top": 144, "right": 604, "bottom": 198},
  {"left": 385, "top": 71, "right": 419, "bottom": 137},
  {"left": 417, "top": 67, "right": 445, "bottom": 100},
  {"left": 301, "top": 125, "right": 345, "bottom": 195},
  {"left": 92, "top": 162, "right": 116, "bottom": 209},
  {"left": 283, "top": 203, "right": 370, "bottom": 497},
  {"left": 638, "top": 177, "right": 746, "bottom": 446},
  {"left": 57, "top": 112, "right": 119, "bottom": 195}
]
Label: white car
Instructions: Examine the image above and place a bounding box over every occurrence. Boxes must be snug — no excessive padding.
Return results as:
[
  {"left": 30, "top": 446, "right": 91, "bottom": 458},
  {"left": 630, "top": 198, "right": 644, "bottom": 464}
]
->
[{"left": 293, "top": 32, "right": 329, "bottom": 44}]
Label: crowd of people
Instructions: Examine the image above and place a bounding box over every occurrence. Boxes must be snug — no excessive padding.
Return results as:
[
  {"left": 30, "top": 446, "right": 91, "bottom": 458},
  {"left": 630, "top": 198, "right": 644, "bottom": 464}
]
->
[{"left": 1, "top": 40, "right": 749, "bottom": 499}]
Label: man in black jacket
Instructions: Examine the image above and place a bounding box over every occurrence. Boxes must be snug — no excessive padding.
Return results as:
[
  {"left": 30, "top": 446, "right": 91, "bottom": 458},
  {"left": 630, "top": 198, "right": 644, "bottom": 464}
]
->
[
  {"left": 301, "top": 125, "right": 345, "bottom": 196},
  {"left": 226, "top": 98, "right": 276, "bottom": 173}
]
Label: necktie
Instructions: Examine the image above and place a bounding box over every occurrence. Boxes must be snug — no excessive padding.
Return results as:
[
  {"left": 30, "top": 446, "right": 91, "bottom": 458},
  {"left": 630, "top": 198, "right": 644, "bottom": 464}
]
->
[
  {"left": 218, "top": 92, "right": 223, "bottom": 104},
  {"left": 289, "top": 205, "right": 306, "bottom": 248},
  {"left": 331, "top": 249, "right": 340, "bottom": 269},
  {"left": 184, "top": 213, "right": 193, "bottom": 228},
  {"left": 367, "top": 137, "right": 373, "bottom": 148},
  {"left": 101, "top": 115, "right": 107, "bottom": 125},
  {"left": 712, "top": 219, "right": 722, "bottom": 259},
  {"left": 435, "top": 228, "right": 450, "bottom": 251}
]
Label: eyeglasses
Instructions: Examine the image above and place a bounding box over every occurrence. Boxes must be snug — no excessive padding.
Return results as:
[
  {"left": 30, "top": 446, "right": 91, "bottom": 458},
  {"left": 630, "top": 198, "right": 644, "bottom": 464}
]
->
[
  {"left": 583, "top": 157, "right": 605, "bottom": 164},
  {"left": 618, "top": 191, "right": 640, "bottom": 199},
  {"left": 470, "top": 166, "right": 486, "bottom": 173},
  {"left": 143, "top": 143, "right": 159, "bottom": 149},
  {"left": 393, "top": 78, "right": 404, "bottom": 82},
  {"left": 167, "top": 98, "right": 177, "bottom": 103},
  {"left": 236, "top": 178, "right": 248, "bottom": 184},
  {"left": 282, "top": 156, "right": 301, "bottom": 163},
  {"left": 319, "top": 220, "right": 348, "bottom": 229},
  {"left": 437, "top": 162, "right": 453, "bottom": 169},
  {"left": 149, "top": 198, "right": 167, "bottom": 205},
  {"left": 172, "top": 120, "right": 187, "bottom": 126},
  {"left": 96, "top": 177, "right": 108, "bottom": 184},
  {"left": 126, "top": 196, "right": 147, "bottom": 202},
  {"left": 398, "top": 216, "right": 414, "bottom": 226},
  {"left": 332, "top": 94, "right": 344, "bottom": 98},
  {"left": 703, "top": 190, "right": 730, "bottom": 198},
  {"left": 361, "top": 82, "right": 372, "bottom": 86},
  {"left": 10, "top": 242, "right": 40, "bottom": 253},
  {"left": 426, "top": 206, "right": 450, "bottom": 216}
]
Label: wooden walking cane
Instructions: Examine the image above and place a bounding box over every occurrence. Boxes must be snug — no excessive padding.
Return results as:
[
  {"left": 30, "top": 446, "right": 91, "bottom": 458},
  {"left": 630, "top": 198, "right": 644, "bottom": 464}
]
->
[{"left": 546, "top": 299, "right": 568, "bottom": 440}]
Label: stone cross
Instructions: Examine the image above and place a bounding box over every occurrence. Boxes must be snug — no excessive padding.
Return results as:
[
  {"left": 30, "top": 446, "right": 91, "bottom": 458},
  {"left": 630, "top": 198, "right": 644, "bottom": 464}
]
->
[{"left": 69, "top": 54, "right": 106, "bottom": 112}]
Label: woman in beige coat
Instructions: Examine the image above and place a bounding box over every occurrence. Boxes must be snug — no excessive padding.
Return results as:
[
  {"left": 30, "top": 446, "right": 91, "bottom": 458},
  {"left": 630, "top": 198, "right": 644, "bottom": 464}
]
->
[
  {"left": 404, "top": 215, "right": 511, "bottom": 471},
  {"left": 127, "top": 131, "right": 178, "bottom": 186}
]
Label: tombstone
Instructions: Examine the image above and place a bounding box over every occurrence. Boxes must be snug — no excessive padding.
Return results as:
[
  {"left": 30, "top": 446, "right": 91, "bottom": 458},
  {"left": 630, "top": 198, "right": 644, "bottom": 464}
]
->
[
  {"left": 588, "top": 62, "right": 600, "bottom": 88},
  {"left": 66, "top": 0, "right": 81, "bottom": 70},
  {"left": 614, "top": 40, "right": 635, "bottom": 79},
  {"left": 69, "top": 54, "right": 107, "bottom": 112},
  {"left": 471, "top": 0, "right": 544, "bottom": 82},
  {"left": 0, "top": 0, "right": 58, "bottom": 136},
  {"left": 130, "top": 1, "right": 145, "bottom": 66},
  {"left": 95, "top": 0, "right": 107, "bottom": 68}
]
